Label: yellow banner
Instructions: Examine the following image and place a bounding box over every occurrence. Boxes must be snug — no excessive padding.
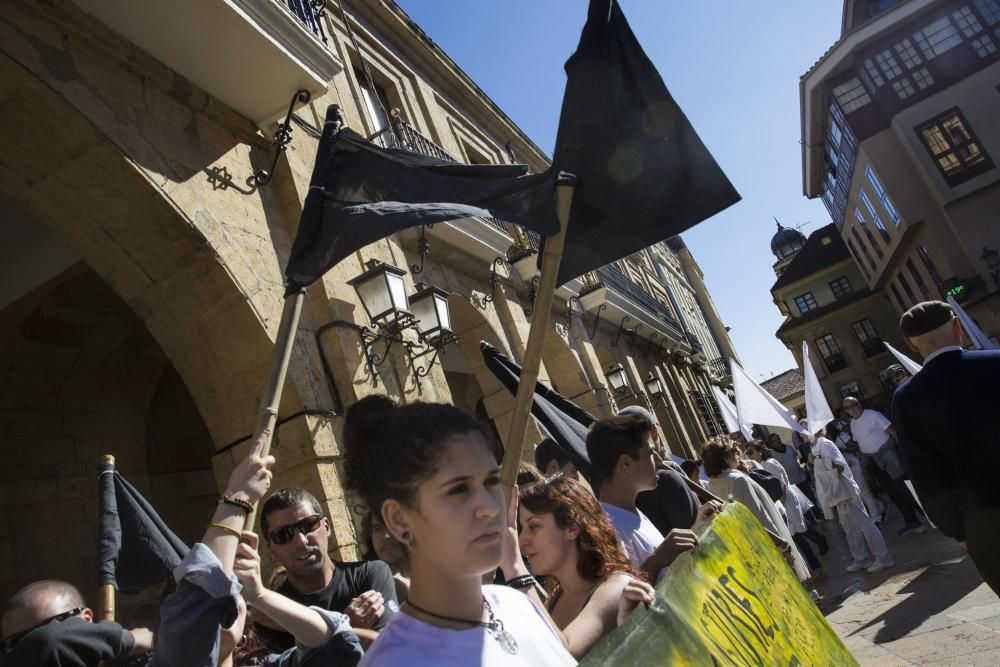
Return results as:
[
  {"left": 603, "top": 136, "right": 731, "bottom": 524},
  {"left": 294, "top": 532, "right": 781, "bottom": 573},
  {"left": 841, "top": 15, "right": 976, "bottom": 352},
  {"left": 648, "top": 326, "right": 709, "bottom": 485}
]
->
[{"left": 581, "top": 502, "right": 857, "bottom": 666}]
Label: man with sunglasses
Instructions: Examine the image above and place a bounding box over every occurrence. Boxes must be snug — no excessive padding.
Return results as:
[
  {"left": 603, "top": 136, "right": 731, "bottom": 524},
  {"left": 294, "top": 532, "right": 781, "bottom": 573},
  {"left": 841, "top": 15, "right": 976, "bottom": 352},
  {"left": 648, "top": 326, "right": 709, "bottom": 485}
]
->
[
  {"left": 1, "top": 580, "right": 151, "bottom": 664},
  {"left": 257, "top": 488, "right": 397, "bottom": 650}
]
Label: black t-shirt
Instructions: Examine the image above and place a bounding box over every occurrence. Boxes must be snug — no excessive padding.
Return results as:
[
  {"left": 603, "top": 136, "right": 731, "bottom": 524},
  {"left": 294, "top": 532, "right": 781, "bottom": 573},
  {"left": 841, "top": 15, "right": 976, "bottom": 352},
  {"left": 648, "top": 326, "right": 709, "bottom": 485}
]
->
[
  {"left": 258, "top": 560, "right": 398, "bottom": 651},
  {"left": 636, "top": 467, "right": 700, "bottom": 535},
  {"left": 3, "top": 617, "right": 134, "bottom": 667}
]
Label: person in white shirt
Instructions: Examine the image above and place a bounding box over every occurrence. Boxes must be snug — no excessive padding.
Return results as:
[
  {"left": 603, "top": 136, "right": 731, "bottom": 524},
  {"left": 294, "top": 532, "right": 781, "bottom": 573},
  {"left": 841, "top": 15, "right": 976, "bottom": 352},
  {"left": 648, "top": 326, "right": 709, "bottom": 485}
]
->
[
  {"left": 806, "top": 428, "right": 894, "bottom": 574},
  {"left": 842, "top": 396, "right": 925, "bottom": 535},
  {"left": 585, "top": 412, "right": 716, "bottom": 582},
  {"left": 830, "top": 421, "right": 884, "bottom": 524}
]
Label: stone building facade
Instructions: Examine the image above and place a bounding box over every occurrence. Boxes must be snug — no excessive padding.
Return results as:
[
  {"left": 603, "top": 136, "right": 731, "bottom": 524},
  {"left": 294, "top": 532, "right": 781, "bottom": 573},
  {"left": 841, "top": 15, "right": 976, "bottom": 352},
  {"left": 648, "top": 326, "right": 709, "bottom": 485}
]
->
[
  {"left": 0, "top": 0, "right": 737, "bottom": 611},
  {"left": 800, "top": 0, "right": 1000, "bottom": 346},
  {"left": 768, "top": 222, "right": 909, "bottom": 413}
]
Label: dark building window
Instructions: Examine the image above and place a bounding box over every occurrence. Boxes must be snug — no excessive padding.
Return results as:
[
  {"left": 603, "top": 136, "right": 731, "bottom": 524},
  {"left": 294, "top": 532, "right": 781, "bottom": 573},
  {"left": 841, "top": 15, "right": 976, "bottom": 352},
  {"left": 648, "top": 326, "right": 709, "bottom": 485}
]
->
[
  {"left": 794, "top": 292, "right": 818, "bottom": 314},
  {"left": 894, "top": 38, "right": 923, "bottom": 68},
  {"left": 816, "top": 334, "right": 848, "bottom": 373},
  {"left": 890, "top": 281, "right": 908, "bottom": 310},
  {"left": 830, "top": 276, "right": 854, "bottom": 299},
  {"left": 916, "top": 244, "right": 945, "bottom": 291},
  {"left": 977, "top": 0, "right": 1000, "bottom": 25},
  {"left": 865, "top": 164, "right": 902, "bottom": 227},
  {"left": 916, "top": 108, "right": 995, "bottom": 186},
  {"left": 855, "top": 209, "right": 885, "bottom": 258},
  {"left": 832, "top": 77, "right": 872, "bottom": 113},
  {"left": 852, "top": 318, "right": 884, "bottom": 357},
  {"left": 912, "top": 66, "right": 935, "bottom": 89},
  {"left": 953, "top": 6, "right": 985, "bottom": 37},
  {"left": 851, "top": 227, "right": 879, "bottom": 271},
  {"left": 913, "top": 16, "right": 963, "bottom": 59},
  {"left": 898, "top": 271, "right": 918, "bottom": 304},
  {"left": 846, "top": 239, "right": 872, "bottom": 280},
  {"left": 861, "top": 190, "right": 891, "bottom": 242},
  {"left": 906, "top": 258, "right": 932, "bottom": 300}
]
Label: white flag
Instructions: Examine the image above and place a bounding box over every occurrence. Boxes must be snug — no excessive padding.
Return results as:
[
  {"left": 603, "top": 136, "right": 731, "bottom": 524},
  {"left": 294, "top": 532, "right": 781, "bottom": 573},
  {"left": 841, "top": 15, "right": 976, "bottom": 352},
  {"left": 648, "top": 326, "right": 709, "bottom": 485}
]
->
[
  {"left": 730, "top": 360, "right": 805, "bottom": 433},
  {"left": 948, "top": 295, "right": 997, "bottom": 350},
  {"left": 802, "top": 341, "right": 834, "bottom": 436},
  {"left": 711, "top": 385, "right": 753, "bottom": 440},
  {"left": 884, "top": 341, "right": 923, "bottom": 375}
]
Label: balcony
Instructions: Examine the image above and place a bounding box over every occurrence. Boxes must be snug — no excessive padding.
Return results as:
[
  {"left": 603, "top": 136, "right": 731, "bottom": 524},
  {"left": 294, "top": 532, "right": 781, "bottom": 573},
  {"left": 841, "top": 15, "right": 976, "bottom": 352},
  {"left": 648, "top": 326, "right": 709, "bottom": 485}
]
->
[
  {"left": 73, "top": 0, "right": 342, "bottom": 127},
  {"left": 597, "top": 266, "right": 685, "bottom": 339}
]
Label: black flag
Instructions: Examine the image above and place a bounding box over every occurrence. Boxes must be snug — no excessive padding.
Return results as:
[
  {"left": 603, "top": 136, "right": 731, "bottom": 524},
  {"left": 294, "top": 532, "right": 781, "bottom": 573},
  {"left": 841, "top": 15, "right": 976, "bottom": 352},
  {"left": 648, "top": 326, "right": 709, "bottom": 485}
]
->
[
  {"left": 284, "top": 117, "right": 557, "bottom": 290},
  {"left": 550, "top": 0, "right": 740, "bottom": 285},
  {"left": 480, "top": 341, "right": 594, "bottom": 476},
  {"left": 98, "top": 462, "right": 189, "bottom": 594}
]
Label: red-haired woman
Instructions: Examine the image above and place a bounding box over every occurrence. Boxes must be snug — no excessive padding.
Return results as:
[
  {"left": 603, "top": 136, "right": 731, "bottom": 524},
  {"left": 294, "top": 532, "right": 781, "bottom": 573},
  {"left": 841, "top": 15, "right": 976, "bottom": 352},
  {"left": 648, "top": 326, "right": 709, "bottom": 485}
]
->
[{"left": 518, "top": 475, "right": 655, "bottom": 659}]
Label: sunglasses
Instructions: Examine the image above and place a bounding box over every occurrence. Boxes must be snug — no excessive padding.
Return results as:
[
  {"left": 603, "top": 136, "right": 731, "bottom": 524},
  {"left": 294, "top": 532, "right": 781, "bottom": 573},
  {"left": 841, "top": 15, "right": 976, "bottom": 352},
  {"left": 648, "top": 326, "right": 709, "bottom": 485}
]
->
[
  {"left": 1, "top": 607, "right": 84, "bottom": 653},
  {"left": 267, "top": 515, "right": 324, "bottom": 545}
]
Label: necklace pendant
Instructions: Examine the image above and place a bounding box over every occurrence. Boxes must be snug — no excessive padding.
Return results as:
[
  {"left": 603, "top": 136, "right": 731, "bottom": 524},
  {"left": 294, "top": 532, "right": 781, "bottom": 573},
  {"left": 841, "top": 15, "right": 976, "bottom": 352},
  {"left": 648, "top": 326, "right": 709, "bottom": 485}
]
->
[{"left": 491, "top": 627, "right": 519, "bottom": 655}]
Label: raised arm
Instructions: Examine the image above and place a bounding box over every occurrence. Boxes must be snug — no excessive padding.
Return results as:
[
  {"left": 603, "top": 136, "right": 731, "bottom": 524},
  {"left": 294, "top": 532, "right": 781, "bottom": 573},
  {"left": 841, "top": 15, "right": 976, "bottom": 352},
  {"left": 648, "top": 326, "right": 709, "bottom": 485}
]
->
[{"left": 560, "top": 574, "right": 653, "bottom": 658}]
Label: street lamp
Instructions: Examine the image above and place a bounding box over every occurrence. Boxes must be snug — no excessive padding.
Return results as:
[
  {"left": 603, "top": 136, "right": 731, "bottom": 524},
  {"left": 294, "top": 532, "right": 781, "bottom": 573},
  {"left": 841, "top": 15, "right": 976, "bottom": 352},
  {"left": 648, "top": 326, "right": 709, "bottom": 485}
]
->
[
  {"left": 347, "top": 259, "right": 411, "bottom": 329},
  {"left": 409, "top": 282, "right": 454, "bottom": 346},
  {"left": 605, "top": 363, "right": 630, "bottom": 395},
  {"left": 644, "top": 373, "right": 665, "bottom": 398}
]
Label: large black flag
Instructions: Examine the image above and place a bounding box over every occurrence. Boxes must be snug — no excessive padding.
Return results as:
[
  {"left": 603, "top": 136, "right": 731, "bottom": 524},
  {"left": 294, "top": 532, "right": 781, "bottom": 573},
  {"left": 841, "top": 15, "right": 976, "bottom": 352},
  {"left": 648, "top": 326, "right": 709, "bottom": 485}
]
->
[
  {"left": 284, "top": 117, "right": 557, "bottom": 290},
  {"left": 480, "top": 341, "right": 594, "bottom": 476},
  {"left": 98, "top": 462, "right": 189, "bottom": 594},
  {"left": 550, "top": 0, "right": 740, "bottom": 285}
]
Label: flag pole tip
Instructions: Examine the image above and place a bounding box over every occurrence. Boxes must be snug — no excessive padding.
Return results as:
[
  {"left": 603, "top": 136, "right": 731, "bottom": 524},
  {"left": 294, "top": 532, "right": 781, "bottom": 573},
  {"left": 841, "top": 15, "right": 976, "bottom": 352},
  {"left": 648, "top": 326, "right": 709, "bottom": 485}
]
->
[
  {"left": 556, "top": 172, "right": 578, "bottom": 186},
  {"left": 100, "top": 454, "right": 115, "bottom": 466}
]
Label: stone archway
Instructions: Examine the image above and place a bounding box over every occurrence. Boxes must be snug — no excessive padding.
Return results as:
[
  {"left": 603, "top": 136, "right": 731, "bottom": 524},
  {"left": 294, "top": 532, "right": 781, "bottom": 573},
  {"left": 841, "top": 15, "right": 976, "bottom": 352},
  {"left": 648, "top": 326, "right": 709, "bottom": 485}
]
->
[{"left": 0, "top": 263, "right": 216, "bottom": 619}]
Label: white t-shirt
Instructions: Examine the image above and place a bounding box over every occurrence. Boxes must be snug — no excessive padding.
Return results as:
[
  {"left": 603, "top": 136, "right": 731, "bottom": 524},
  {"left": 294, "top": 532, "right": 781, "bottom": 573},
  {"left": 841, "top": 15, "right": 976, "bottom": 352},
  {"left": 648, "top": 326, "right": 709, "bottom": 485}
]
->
[
  {"left": 850, "top": 409, "right": 892, "bottom": 454},
  {"left": 600, "top": 502, "right": 663, "bottom": 570},
  {"left": 360, "top": 585, "right": 575, "bottom": 666}
]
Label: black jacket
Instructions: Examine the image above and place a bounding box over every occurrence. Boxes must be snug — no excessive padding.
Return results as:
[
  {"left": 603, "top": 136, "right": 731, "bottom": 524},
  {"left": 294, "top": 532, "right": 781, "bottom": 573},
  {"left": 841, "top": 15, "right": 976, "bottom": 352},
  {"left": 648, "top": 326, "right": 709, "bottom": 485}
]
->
[{"left": 892, "top": 349, "right": 1000, "bottom": 540}]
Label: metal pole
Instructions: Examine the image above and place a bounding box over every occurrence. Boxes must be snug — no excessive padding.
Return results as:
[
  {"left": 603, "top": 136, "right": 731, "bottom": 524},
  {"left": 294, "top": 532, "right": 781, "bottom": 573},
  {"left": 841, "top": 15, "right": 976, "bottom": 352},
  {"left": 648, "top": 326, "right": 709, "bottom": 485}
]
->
[
  {"left": 244, "top": 287, "right": 306, "bottom": 530},
  {"left": 97, "top": 454, "right": 116, "bottom": 623},
  {"left": 501, "top": 174, "right": 576, "bottom": 488}
]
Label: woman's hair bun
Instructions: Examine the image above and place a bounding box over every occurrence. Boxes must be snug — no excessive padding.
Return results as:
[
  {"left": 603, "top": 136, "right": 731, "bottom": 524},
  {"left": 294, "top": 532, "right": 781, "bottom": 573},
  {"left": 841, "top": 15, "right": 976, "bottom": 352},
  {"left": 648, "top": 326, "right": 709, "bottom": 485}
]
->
[{"left": 343, "top": 394, "right": 396, "bottom": 451}]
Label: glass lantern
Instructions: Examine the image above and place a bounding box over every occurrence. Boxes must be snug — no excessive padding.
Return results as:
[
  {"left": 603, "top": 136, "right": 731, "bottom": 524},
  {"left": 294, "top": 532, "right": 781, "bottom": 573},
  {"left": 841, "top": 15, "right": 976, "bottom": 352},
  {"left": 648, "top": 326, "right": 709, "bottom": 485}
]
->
[{"left": 347, "top": 260, "right": 410, "bottom": 328}]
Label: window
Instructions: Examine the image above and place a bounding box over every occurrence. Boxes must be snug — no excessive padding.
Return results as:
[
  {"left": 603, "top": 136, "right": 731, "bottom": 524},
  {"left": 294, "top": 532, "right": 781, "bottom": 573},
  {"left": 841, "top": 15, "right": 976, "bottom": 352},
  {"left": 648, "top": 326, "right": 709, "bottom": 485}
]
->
[
  {"left": 971, "top": 34, "right": 998, "bottom": 56},
  {"left": 839, "top": 381, "right": 862, "bottom": 399},
  {"left": 912, "top": 67, "right": 935, "bottom": 90},
  {"left": 898, "top": 271, "right": 918, "bottom": 304},
  {"left": 894, "top": 38, "right": 923, "bottom": 68},
  {"left": 355, "top": 68, "right": 392, "bottom": 135},
  {"left": 890, "top": 281, "right": 909, "bottom": 310},
  {"left": 794, "top": 292, "right": 818, "bottom": 314},
  {"left": 892, "top": 77, "right": 916, "bottom": 100},
  {"left": 830, "top": 276, "right": 854, "bottom": 299},
  {"left": 832, "top": 78, "right": 872, "bottom": 113},
  {"left": 851, "top": 227, "right": 879, "bottom": 271},
  {"left": 913, "top": 17, "right": 963, "bottom": 59},
  {"left": 906, "top": 258, "right": 933, "bottom": 300},
  {"left": 815, "top": 334, "right": 848, "bottom": 373},
  {"left": 861, "top": 190, "right": 891, "bottom": 242},
  {"left": 875, "top": 49, "right": 903, "bottom": 79},
  {"left": 916, "top": 244, "right": 945, "bottom": 291},
  {"left": 976, "top": 0, "right": 1000, "bottom": 25},
  {"left": 863, "top": 59, "right": 885, "bottom": 87},
  {"left": 953, "top": 6, "right": 984, "bottom": 36},
  {"left": 852, "top": 318, "right": 884, "bottom": 357},
  {"left": 846, "top": 239, "right": 872, "bottom": 280},
  {"left": 917, "top": 109, "right": 996, "bottom": 186},
  {"left": 855, "top": 208, "right": 885, "bottom": 258},
  {"left": 865, "top": 164, "right": 902, "bottom": 226}
]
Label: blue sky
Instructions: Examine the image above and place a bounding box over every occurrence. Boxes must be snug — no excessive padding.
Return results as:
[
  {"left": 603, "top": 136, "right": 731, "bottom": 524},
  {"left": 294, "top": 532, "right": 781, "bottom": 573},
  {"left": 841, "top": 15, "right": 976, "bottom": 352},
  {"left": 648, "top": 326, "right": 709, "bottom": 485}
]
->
[{"left": 396, "top": 0, "right": 844, "bottom": 381}]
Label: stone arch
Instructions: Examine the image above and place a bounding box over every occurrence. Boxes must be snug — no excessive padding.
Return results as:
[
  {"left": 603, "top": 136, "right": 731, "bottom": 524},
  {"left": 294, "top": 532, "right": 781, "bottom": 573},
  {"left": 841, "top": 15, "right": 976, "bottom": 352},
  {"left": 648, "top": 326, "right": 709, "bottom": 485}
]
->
[{"left": 541, "top": 323, "right": 598, "bottom": 412}]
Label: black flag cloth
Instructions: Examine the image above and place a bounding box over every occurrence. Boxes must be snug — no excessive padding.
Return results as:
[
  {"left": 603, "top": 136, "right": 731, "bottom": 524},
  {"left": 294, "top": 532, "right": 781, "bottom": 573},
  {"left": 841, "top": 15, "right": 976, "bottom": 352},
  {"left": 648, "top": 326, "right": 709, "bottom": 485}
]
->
[
  {"left": 550, "top": 0, "right": 740, "bottom": 285},
  {"left": 284, "top": 115, "right": 557, "bottom": 290},
  {"left": 98, "top": 462, "right": 189, "bottom": 594},
  {"left": 480, "top": 341, "right": 594, "bottom": 476}
]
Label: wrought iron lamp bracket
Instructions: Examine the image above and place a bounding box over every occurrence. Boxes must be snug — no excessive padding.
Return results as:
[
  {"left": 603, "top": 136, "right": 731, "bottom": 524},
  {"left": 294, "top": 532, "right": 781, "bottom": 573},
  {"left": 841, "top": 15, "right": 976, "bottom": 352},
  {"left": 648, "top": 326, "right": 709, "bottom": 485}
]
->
[
  {"left": 626, "top": 323, "right": 644, "bottom": 353},
  {"left": 656, "top": 338, "right": 671, "bottom": 358},
  {"left": 612, "top": 315, "right": 632, "bottom": 348},
  {"left": 411, "top": 224, "right": 435, "bottom": 274},
  {"left": 524, "top": 276, "right": 542, "bottom": 316},
  {"left": 484, "top": 257, "right": 505, "bottom": 304},
  {"left": 254, "top": 89, "right": 311, "bottom": 186},
  {"left": 568, "top": 296, "right": 584, "bottom": 319},
  {"left": 405, "top": 330, "right": 459, "bottom": 384},
  {"left": 645, "top": 332, "right": 659, "bottom": 357},
  {"left": 587, "top": 303, "right": 607, "bottom": 340}
]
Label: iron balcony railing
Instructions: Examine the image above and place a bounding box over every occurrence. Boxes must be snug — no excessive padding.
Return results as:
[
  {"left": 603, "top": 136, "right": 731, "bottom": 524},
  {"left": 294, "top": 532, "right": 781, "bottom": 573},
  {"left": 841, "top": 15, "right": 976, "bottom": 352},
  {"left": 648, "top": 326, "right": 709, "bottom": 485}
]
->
[
  {"left": 709, "top": 356, "right": 731, "bottom": 378},
  {"left": 596, "top": 266, "right": 685, "bottom": 338},
  {"left": 281, "top": 0, "right": 328, "bottom": 43}
]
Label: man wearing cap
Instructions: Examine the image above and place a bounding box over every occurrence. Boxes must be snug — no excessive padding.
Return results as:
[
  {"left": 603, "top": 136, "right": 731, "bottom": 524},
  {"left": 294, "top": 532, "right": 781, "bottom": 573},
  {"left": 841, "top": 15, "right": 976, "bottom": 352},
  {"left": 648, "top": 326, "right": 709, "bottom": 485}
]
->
[
  {"left": 892, "top": 300, "right": 1000, "bottom": 594},
  {"left": 883, "top": 364, "right": 911, "bottom": 394}
]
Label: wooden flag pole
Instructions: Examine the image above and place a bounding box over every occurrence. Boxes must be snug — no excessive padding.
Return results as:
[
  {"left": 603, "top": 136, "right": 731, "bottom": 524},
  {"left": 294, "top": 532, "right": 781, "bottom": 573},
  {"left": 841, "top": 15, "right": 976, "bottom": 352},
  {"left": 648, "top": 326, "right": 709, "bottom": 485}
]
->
[
  {"left": 244, "top": 287, "right": 306, "bottom": 530},
  {"left": 501, "top": 173, "right": 576, "bottom": 489},
  {"left": 98, "top": 453, "right": 116, "bottom": 623}
]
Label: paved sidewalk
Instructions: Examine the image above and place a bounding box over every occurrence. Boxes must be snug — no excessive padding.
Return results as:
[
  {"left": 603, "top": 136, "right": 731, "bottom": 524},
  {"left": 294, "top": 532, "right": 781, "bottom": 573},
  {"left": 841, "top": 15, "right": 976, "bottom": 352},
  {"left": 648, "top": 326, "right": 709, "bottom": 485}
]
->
[{"left": 814, "top": 509, "right": 1000, "bottom": 665}]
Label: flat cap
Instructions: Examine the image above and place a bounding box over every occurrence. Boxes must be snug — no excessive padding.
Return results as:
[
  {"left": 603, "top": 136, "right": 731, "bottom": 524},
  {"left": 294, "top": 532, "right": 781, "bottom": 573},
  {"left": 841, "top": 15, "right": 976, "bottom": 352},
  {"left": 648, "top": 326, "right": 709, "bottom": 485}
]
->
[
  {"left": 900, "top": 300, "right": 954, "bottom": 338},
  {"left": 883, "top": 363, "right": 905, "bottom": 377}
]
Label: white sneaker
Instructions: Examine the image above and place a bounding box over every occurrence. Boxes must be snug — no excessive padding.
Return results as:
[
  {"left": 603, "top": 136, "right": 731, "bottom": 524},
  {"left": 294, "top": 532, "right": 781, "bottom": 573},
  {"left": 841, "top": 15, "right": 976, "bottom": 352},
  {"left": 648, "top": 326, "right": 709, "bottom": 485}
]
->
[
  {"left": 846, "top": 560, "right": 872, "bottom": 572},
  {"left": 867, "top": 559, "right": 895, "bottom": 573}
]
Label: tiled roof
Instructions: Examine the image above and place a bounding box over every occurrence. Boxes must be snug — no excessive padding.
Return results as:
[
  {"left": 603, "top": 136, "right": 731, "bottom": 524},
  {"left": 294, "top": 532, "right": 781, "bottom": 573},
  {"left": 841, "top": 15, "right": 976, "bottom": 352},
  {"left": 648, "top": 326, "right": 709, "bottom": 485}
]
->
[
  {"left": 771, "top": 223, "right": 851, "bottom": 292},
  {"left": 761, "top": 369, "right": 805, "bottom": 401}
]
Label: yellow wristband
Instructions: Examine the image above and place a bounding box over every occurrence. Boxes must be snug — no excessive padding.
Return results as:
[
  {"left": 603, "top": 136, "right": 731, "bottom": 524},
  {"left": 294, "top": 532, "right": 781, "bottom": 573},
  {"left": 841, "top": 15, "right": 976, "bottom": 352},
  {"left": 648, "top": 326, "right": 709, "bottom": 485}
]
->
[{"left": 209, "top": 522, "right": 242, "bottom": 539}]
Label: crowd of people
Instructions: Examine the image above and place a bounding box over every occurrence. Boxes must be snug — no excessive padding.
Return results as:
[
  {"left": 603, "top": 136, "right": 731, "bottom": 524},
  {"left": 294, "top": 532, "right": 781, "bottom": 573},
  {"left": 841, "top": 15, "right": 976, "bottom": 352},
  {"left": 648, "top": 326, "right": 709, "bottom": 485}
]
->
[{"left": 2, "top": 299, "right": 997, "bottom": 666}]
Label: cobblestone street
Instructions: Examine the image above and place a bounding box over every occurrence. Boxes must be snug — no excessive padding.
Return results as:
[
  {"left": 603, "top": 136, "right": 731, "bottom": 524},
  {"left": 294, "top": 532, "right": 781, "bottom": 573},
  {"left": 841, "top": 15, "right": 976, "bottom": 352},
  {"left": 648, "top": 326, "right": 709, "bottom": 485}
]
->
[{"left": 816, "top": 509, "right": 1000, "bottom": 665}]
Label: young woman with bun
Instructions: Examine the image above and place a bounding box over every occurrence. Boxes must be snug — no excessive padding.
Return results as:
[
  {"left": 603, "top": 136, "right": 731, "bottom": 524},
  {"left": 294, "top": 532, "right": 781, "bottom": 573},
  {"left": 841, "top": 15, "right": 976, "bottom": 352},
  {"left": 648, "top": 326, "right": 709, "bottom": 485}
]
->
[{"left": 342, "top": 396, "right": 577, "bottom": 666}]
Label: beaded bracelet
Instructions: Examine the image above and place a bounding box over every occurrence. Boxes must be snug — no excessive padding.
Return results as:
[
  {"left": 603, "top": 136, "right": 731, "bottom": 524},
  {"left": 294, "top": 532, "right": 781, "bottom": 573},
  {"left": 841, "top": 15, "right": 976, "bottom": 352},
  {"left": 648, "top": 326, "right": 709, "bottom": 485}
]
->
[{"left": 220, "top": 495, "right": 254, "bottom": 515}]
